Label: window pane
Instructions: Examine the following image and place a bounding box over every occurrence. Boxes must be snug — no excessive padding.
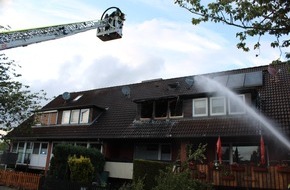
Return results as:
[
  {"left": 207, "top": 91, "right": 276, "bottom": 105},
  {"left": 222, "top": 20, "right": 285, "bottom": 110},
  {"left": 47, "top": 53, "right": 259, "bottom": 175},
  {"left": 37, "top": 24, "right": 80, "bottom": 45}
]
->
[
  {"left": 49, "top": 112, "right": 57, "bottom": 125},
  {"left": 221, "top": 146, "right": 231, "bottom": 164},
  {"left": 135, "top": 144, "right": 158, "bottom": 160},
  {"left": 210, "top": 97, "right": 226, "bottom": 115},
  {"left": 89, "top": 143, "right": 102, "bottom": 151},
  {"left": 61, "top": 111, "right": 70, "bottom": 124},
  {"left": 228, "top": 95, "right": 245, "bottom": 114},
  {"left": 233, "top": 146, "right": 260, "bottom": 164},
  {"left": 33, "top": 143, "right": 40, "bottom": 154},
  {"left": 169, "top": 100, "right": 183, "bottom": 117},
  {"left": 70, "top": 110, "right": 80, "bottom": 123},
  {"left": 193, "top": 98, "right": 208, "bottom": 116},
  {"left": 155, "top": 100, "right": 168, "bottom": 118},
  {"left": 40, "top": 143, "right": 48, "bottom": 155},
  {"left": 161, "top": 144, "right": 171, "bottom": 161},
  {"left": 141, "top": 102, "right": 153, "bottom": 118},
  {"left": 12, "top": 143, "right": 18, "bottom": 153},
  {"left": 80, "top": 109, "right": 89, "bottom": 123}
]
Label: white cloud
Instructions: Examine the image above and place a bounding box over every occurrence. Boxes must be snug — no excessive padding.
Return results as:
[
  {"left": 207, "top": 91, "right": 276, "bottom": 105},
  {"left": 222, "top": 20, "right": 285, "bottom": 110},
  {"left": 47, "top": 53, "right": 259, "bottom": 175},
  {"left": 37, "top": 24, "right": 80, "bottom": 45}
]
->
[{"left": 1, "top": 0, "right": 280, "bottom": 106}]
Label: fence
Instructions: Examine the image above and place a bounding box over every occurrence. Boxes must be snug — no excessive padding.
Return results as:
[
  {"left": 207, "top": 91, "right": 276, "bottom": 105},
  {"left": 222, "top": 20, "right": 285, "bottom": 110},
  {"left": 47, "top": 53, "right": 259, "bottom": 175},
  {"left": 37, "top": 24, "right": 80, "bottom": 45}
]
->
[
  {"left": 193, "top": 164, "right": 290, "bottom": 189},
  {"left": 0, "top": 169, "right": 42, "bottom": 190}
]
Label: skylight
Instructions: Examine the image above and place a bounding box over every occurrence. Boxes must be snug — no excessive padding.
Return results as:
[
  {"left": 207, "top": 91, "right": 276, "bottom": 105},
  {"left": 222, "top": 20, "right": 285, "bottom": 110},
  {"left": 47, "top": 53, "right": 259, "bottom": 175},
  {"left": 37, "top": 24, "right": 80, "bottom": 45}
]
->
[{"left": 73, "top": 94, "right": 83, "bottom": 101}]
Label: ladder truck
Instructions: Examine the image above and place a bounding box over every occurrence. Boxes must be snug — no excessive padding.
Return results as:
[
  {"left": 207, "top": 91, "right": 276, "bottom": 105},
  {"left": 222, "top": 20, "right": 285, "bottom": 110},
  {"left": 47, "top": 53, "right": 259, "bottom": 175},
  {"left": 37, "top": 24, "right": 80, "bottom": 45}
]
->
[{"left": 0, "top": 7, "right": 125, "bottom": 51}]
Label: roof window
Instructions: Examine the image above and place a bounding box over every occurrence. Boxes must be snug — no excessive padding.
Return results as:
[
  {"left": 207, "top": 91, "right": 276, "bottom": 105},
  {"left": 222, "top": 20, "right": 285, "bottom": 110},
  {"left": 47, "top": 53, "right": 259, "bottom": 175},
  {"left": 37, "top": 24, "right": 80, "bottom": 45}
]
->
[{"left": 73, "top": 94, "right": 83, "bottom": 101}]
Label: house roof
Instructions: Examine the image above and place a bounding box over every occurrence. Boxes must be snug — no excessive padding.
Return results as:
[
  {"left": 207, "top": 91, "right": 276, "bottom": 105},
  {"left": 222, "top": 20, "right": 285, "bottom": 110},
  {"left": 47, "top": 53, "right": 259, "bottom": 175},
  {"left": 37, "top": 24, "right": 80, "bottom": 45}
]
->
[{"left": 7, "top": 63, "right": 290, "bottom": 140}]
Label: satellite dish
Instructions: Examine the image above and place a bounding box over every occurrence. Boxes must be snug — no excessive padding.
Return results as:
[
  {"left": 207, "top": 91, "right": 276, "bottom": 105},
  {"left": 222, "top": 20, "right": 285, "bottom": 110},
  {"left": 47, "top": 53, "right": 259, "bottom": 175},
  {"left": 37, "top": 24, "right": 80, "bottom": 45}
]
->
[
  {"left": 185, "top": 77, "right": 194, "bottom": 89},
  {"left": 62, "top": 92, "right": 71, "bottom": 101},
  {"left": 121, "top": 86, "right": 130, "bottom": 97}
]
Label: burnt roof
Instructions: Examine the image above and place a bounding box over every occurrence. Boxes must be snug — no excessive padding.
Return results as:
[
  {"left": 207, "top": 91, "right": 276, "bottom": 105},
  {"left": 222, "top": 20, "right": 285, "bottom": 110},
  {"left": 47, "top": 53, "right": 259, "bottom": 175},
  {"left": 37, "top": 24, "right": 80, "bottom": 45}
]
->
[{"left": 7, "top": 63, "right": 290, "bottom": 140}]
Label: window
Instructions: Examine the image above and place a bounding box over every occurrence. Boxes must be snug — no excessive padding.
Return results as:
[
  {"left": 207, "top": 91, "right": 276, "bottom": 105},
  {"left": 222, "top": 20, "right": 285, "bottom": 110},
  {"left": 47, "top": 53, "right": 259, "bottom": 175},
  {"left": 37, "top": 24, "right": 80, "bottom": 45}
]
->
[
  {"left": 161, "top": 144, "right": 171, "bottom": 161},
  {"left": 73, "top": 94, "right": 83, "bottom": 101},
  {"left": 37, "top": 111, "right": 57, "bottom": 126},
  {"left": 216, "top": 145, "right": 265, "bottom": 165},
  {"left": 61, "top": 110, "right": 70, "bottom": 124},
  {"left": 210, "top": 97, "right": 226, "bottom": 115},
  {"left": 233, "top": 146, "right": 261, "bottom": 164},
  {"left": 169, "top": 100, "right": 183, "bottom": 117},
  {"left": 141, "top": 102, "right": 153, "bottom": 118},
  {"left": 33, "top": 143, "right": 40, "bottom": 154},
  {"left": 89, "top": 143, "right": 102, "bottom": 151},
  {"left": 155, "top": 100, "right": 168, "bottom": 118},
  {"left": 140, "top": 99, "right": 183, "bottom": 119},
  {"left": 40, "top": 143, "right": 48, "bottom": 155},
  {"left": 134, "top": 144, "right": 171, "bottom": 161},
  {"left": 70, "top": 110, "right": 80, "bottom": 123},
  {"left": 228, "top": 94, "right": 246, "bottom": 114},
  {"left": 12, "top": 142, "right": 18, "bottom": 153},
  {"left": 80, "top": 109, "right": 89, "bottom": 123},
  {"left": 193, "top": 98, "right": 208, "bottom": 116},
  {"left": 61, "top": 109, "right": 90, "bottom": 124}
]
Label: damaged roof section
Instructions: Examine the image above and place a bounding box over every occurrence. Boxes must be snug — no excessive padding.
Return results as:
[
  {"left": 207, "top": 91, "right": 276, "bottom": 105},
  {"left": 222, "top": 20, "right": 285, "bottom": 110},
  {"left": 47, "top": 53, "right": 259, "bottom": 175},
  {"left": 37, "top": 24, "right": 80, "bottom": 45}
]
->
[{"left": 6, "top": 63, "right": 290, "bottom": 140}]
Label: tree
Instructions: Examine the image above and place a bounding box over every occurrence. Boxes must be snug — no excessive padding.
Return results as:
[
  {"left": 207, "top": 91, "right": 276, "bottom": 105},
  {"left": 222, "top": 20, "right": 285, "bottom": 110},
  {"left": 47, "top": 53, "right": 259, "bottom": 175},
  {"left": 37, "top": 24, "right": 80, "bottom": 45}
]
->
[
  {"left": 175, "top": 0, "right": 290, "bottom": 63},
  {"left": 0, "top": 53, "right": 46, "bottom": 131}
]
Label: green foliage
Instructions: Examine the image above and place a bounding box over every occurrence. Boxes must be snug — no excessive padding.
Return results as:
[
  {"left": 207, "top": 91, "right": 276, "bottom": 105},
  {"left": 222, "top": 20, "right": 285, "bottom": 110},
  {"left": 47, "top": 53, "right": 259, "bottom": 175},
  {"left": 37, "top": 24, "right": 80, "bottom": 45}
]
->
[
  {"left": 0, "top": 142, "right": 8, "bottom": 151},
  {"left": 119, "top": 177, "right": 145, "bottom": 190},
  {"left": 67, "top": 155, "right": 94, "bottom": 184},
  {"left": 175, "top": 0, "right": 290, "bottom": 62},
  {"left": 153, "top": 167, "right": 211, "bottom": 190},
  {"left": 133, "top": 159, "right": 171, "bottom": 190},
  {"left": 187, "top": 143, "right": 207, "bottom": 163},
  {"left": 49, "top": 144, "right": 105, "bottom": 180},
  {"left": 0, "top": 54, "right": 47, "bottom": 130}
]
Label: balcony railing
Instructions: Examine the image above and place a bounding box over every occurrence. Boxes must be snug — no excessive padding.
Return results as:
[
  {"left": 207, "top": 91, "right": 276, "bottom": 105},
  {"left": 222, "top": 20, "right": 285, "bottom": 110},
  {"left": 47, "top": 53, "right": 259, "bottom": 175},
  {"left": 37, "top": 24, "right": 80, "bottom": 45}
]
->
[{"left": 192, "top": 164, "right": 290, "bottom": 189}]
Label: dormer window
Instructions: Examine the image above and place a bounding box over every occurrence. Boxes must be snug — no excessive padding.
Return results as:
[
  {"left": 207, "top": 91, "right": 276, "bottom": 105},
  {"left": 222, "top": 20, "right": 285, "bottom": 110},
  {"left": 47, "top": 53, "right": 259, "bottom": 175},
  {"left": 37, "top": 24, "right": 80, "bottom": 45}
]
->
[
  {"left": 61, "top": 109, "right": 90, "bottom": 124},
  {"left": 192, "top": 98, "right": 208, "bottom": 117},
  {"left": 228, "top": 94, "right": 246, "bottom": 115},
  {"left": 155, "top": 100, "right": 167, "bottom": 118},
  {"left": 210, "top": 96, "right": 226, "bottom": 116},
  {"left": 141, "top": 101, "right": 153, "bottom": 119},
  {"left": 140, "top": 99, "right": 183, "bottom": 119},
  {"left": 35, "top": 110, "right": 58, "bottom": 126}
]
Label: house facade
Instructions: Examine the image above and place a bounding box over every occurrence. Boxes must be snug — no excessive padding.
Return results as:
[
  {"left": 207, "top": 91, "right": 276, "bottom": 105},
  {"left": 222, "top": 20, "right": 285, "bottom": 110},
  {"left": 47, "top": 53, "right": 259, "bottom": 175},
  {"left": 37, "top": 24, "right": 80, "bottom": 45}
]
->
[{"left": 6, "top": 63, "right": 290, "bottom": 188}]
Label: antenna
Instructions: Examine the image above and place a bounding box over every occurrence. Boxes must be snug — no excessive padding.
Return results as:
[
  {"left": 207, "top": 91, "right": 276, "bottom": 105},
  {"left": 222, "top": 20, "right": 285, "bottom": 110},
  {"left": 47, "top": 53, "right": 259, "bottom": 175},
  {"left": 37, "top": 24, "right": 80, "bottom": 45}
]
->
[
  {"left": 121, "top": 86, "right": 131, "bottom": 98},
  {"left": 62, "top": 92, "right": 71, "bottom": 101}
]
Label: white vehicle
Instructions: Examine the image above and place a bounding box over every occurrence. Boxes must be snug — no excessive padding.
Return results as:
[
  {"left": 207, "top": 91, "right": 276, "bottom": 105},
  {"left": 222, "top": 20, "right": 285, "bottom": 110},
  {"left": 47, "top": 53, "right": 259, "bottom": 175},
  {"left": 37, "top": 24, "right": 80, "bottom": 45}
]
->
[{"left": 0, "top": 7, "right": 125, "bottom": 50}]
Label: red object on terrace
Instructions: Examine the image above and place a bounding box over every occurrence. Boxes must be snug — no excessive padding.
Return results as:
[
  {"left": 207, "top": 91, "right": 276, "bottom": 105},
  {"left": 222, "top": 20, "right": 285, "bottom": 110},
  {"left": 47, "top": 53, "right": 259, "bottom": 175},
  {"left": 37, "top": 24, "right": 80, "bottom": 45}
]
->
[
  {"left": 260, "top": 136, "right": 266, "bottom": 165},
  {"left": 217, "top": 136, "right": 222, "bottom": 164}
]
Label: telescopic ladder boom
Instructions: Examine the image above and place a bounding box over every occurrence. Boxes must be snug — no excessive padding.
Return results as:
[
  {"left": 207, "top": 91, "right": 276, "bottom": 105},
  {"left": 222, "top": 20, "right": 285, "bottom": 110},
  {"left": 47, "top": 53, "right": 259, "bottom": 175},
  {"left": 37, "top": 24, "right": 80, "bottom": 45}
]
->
[{"left": 0, "top": 7, "right": 125, "bottom": 51}]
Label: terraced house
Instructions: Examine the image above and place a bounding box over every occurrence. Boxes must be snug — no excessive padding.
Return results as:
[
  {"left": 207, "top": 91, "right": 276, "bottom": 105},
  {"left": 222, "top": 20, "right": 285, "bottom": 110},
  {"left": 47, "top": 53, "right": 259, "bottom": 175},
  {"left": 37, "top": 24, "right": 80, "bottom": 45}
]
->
[{"left": 6, "top": 63, "right": 290, "bottom": 189}]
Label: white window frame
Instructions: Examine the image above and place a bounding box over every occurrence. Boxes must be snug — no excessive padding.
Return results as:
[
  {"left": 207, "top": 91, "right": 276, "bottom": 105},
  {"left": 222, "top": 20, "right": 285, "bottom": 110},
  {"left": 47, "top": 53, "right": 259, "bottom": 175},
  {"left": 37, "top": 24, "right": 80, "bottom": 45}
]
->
[
  {"left": 80, "top": 109, "right": 90, "bottom": 123},
  {"left": 228, "top": 94, "right": 246, "bottom": 115},
  {"left": 210, "top": 96, "right": 226, "bottom": 116},
  {"left": 192, "top": 98, "right": 208, "bottom": 117},
  {"left": 61, "top": 109, "right": 90, "bottom": 124},
  {"left": 70, "top": 109, "right": 80, "bottom": 124},
  {"left": 61, "top": 110, "right": 71, "bottom": 124}
]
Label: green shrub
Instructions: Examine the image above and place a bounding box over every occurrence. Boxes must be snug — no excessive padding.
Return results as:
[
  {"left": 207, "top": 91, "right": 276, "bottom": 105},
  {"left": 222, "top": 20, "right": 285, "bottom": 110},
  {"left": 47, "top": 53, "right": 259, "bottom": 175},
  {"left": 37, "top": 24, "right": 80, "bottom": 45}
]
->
[
  {"left": 153, "top": 167, "right": 211, "bottom": 190},
  {"left": 133, "top": 160, "right": 171, "bottom": 190},
  {"left": 49, "top": 144, "right": 105, "bottom": 180},
  {"left": 68, "top": 155, "right": 94, "bottom": 184},
  {"left": 119, "top": 177, "right": 145, "bottom": 190}
]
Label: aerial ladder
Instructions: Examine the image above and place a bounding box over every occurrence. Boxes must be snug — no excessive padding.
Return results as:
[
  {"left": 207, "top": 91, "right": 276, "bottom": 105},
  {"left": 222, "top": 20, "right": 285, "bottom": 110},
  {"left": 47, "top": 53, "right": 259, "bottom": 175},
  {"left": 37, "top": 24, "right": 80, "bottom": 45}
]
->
[{"left": 0, "top": 7, "right": 125, "bottom": 51}]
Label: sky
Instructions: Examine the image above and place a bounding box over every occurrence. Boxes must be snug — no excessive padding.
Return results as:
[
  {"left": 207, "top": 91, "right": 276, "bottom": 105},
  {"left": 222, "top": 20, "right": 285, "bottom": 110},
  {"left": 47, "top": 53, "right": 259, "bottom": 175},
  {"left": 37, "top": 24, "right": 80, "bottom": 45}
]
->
[{"left": 0, "top": 0, "right": 284, "bottom": 104}]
